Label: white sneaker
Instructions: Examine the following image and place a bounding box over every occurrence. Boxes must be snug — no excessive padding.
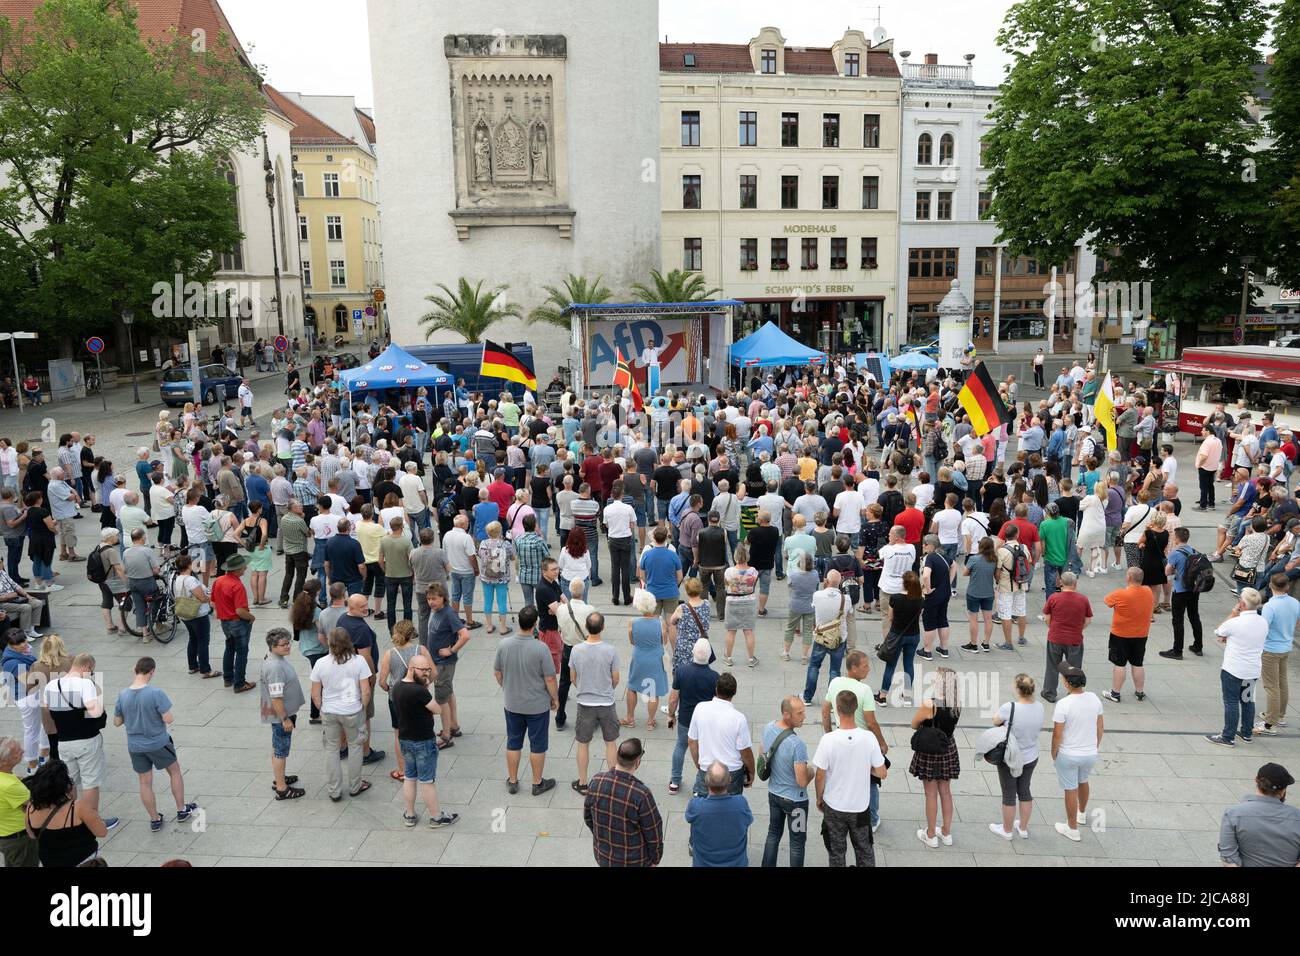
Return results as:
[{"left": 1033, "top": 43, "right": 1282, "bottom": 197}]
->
[
  {"left": 940, "top": 831, "right": 954, "bottom": 846},
  {"left": 916, "top": 828, "right": 939, "bottom": 848},
  {"left": 44, "top": 583, "right": 65, "bottom": 592},
  {"left": 1077, "top": 810, "right": 1089, "bottom": 826},
  {"left": 1086, "top": 570, "right": 1096, "bottom": 579},
  {"left": 988, "top": 823, "right": 1013, "bottom": 841},
  {"left": 722, "top": 656, "right": 733, "bottom": 667},
  {"left": 780, "top": 651, "right": 790, "bottom": 661},
  {"left": 1014, "top": 822, "right": 1029, "bottom": 839},
  {"left": 747, "top": 656, "right": 759, "bottom": 668},
  {"left": 1055, "top": 821, "right": 1082, "bottom": 842}
]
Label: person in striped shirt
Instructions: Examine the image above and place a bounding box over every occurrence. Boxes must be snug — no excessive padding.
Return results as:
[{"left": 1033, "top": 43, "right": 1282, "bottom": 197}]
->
[
  {"left": 513, "top": 515, "right": 551, "bottom": 610},
  {"left": 570, "top": 485, "right": 602, "bottom": 588},
  {"left": 290, "top": 430, "right": 311, "bottom": 474},
  {"left": 292, "top": 467, "right": 320, "bottom": 519}
]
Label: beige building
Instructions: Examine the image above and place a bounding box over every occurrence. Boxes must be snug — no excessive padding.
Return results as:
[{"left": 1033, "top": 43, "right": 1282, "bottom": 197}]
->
[
  {"left": 267, "top": 88, "right": 384, "bottom": 347},
  {"left": 659, "top": 26, "right": 902, "bottom": 354}
]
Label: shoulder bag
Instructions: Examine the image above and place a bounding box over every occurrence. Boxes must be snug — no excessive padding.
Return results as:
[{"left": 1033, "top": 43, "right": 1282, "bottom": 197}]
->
[
  {"left": 983, "top": 703, "right": 1015, "bottom": 765},
  {"left": 173, "top": 575, "right": 201, "bottom": 621},
  {"left": 757, "top": 728, "right": 796, "bottom": 782},
  {"left": 813, "top": 592, "right": 845, "bottom": 650},
  {"left": 910, "top": 705, "right": 952, "bottom": 756}
]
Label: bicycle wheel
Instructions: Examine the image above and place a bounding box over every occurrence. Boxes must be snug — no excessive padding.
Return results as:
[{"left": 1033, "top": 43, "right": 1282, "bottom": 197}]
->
[
  {"left": 150, "top": 593, "right": 178, "bottom": 644},
  {"left": 117, "top": 594, "right": 141, "bottom": 637}
]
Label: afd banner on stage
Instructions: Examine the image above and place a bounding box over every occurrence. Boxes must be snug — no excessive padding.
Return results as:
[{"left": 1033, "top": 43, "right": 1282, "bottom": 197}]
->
[{"left": 587, "top": 319, "right": 691, "bottom": 386}]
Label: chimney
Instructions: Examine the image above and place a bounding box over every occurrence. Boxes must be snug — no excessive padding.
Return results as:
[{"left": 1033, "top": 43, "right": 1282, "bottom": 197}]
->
[{"left": 924, "top": 53, "right": 938, "bottom": 65}]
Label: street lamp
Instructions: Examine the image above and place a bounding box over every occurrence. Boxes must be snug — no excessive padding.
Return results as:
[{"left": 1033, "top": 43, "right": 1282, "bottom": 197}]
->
[
  {"left": 263, "top": 132, "right": 286, "bottom": 337},
  {"left": 1238, "top": 255, "right": 1256, "bottom": 343},
  {"left": 122, "top": 308, "right": 141, "bottom": 404}
]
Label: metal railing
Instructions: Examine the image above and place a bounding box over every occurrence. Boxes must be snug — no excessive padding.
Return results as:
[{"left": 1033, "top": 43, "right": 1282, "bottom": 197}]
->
[{"left": 903, "top": 63, "right": 973, "bottom": 83}]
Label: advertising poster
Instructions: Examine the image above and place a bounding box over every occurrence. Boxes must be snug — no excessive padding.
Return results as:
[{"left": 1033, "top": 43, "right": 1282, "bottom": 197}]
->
[{"left": 587, "top": 318, "right": 690, "bottom": 387}]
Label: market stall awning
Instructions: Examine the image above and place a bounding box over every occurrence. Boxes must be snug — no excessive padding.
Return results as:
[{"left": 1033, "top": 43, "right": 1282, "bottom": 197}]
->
[
  {"left": 339, "top": 344, "right": 451, "bottom": 390},
  {"left": 1150, "top": 357, "right": 1300, "bottom": 389},
  {"left": 730, "top": 321, "right": 826, "bottom": 367}
]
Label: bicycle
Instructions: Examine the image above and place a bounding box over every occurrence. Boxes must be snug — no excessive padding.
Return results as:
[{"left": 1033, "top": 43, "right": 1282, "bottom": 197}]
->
[
  {"left": 83, "top": 366, "right": 101, "bottom": 395},
  {"left": 112, "top": 546, "right": 183, "bottom": 643}
]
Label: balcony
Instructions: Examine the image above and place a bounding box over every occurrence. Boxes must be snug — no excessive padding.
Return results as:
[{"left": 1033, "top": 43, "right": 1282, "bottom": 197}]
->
[{"left": 902, "top": 62, "right": 974, "bottom": 85}]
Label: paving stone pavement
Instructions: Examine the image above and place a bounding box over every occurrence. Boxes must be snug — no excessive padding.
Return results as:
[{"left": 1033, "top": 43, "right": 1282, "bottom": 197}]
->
[{"left": 2, "top": 395, "right": 1297, "bottom": 867}]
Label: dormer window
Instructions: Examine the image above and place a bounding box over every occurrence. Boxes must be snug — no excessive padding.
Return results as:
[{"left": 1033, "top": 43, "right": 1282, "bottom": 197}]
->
[
  {"left": 760, "top": 48, "right": 777, "bottom": 74},
  {"left": 845, "top": 52, "right": 860, "bottom": 76},
  {"left": 683, "top": 52, "right": 696, "bottom": 68}
]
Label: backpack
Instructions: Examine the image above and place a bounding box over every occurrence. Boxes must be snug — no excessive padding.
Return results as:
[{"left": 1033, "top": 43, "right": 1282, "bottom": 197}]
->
[
  {"left": 1002, "top": 543, "right": 1032, "bottom": 586},
  {"left": 933, "top": 435, "right": 948, "bottom": 463},
  {"left": 896, "top": 450, "right": 914, "bottom": 475},
  {"left": 486, "top": 542, "right": 509, "bottom": 576},
  {"left": 86, "top": 546, "right": 109, "bottom": 584},
  {"left": 204, "top": 510, "right": 225, "bottom": 541},
  {"left": 1180, "top": 548, "right": 1215, "bottom": 594},
  {"left": 437, "top": 491, "right": 459, "bottom": 521},
  {"left": 241, "top": 520, "right": 263, "bottom": 552}
]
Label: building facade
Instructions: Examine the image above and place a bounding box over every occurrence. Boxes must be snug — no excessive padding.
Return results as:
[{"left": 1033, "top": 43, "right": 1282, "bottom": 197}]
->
[
  {"left": 896, "top": 54, "right": 1097, "bottom": 356},
  {"left": 366, "top": 0, "right": 661, "bottom": 380},
  {"left": 269, "top": 89, "right": 384, "bottom": 348},
  {"left": 660, "top": 27, "right": 902, "bottom": 355}
]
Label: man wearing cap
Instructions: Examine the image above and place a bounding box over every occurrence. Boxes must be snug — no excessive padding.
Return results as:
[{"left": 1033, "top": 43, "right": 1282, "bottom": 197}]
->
[
  {"left": 212, "top": 554, "right": 257, "bottom": 693},
  {"left": 1219, "top": 762, "right": 1300, "bottom": 866}
]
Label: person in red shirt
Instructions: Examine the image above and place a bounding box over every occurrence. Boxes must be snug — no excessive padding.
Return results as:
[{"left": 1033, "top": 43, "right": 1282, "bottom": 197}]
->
[
  {"left": 998, "top": 503, "right": 1042, "bottom": 570},
  {"left": 1040, "top": 572, "right": 1093, "bottom": 702},
  {"left": 925, "top": 385, "right": 940, "bottom": 421},
  {"left": 580, "top": 444, "right": 606, "bottom": 502},
  {"left": 893, "top": 492, "right": 925, "bottom": 569},
  {"left": 211, "top": 554, "right": 257, "bottom": 693},
  {"left": 487, "top": 470, "right": 515, "bottom": 516},
  {"left": 598, "top": 448, "right": 623, "bottom": 502}
]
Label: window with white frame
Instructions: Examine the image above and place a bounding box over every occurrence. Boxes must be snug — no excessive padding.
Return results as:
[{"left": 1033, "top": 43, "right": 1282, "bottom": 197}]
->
[
  {"left": 298, "top": 216, "right": 308, "bottom": 242},
  {"left": 302, "top": 260, "right": 312, "bottom": 288},
  {"left": 326, "top": 216, "right": 343, "bottom": 241},
  {"left": 323, "top": 173, "right": 340, "bottom": 198},
  {"left": 330, "top": 260, "right": 346, "bottom": 287}
]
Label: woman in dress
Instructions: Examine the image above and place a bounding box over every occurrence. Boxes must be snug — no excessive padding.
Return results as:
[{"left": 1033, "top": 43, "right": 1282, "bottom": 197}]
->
[
  {"left": 23, "top": 759, "right": 111, "bottom": 868},
  {"left": 961, "top": 536, "right": 998, "bottom": 653},
  {"left": 722, "top": 543, "right": 759, "bottom": 668},
  {"left": 1077, "top": 486, "right": 1109, "bottom": 576},
  {"left": 239, "top": 500, "right": 273, "bottom": 606},
  {"left": 911, "top": 665, "right": 962, "bottom": 848},
  {"left": 623, "top": 589, "right": 669, "bottom": 729},
  {"left": 1139, "top": 510, "right": 1170, "bottom": 612},
  {"left": 668, "top": 577, "right": 711, "bottom": 672},
  {"left": 859, "top": 503, "right": 887, "bottom": 615}
]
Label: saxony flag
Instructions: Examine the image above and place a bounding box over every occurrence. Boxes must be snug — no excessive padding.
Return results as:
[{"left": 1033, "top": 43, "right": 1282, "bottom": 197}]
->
[
  {"left": 957, "top": 361, "right": 1014, "bottom": 437},
  {"left": 1093, "top": 371, "right": 1117, "bottom": 451},
  {"left": 480, "top": 340, "right": 537, "bottom": 391}
]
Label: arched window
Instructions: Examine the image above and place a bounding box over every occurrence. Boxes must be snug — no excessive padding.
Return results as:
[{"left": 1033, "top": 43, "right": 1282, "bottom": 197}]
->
[
  {"left": 917, "top": 133, "right": 933, "bottom": 165},
  {"left": 334, "top": 304, "right": 349, "bottom": 333},
  {"left": 218, "top": 158, "right": 244, "bottom": 272},
  {"left": 939, "top": 133, "right": 954, "bottom": 165}
]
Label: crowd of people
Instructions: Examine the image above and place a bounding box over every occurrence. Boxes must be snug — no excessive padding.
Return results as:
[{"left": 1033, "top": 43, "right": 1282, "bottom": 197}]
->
[{"left": 0, "top": 348, "right": 1297, "bottom": 867}]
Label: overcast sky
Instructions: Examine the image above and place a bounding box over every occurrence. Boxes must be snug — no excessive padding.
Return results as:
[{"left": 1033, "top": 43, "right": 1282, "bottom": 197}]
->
[{"left": 220, "top": 0, "right": 1018, "bottom": 110}]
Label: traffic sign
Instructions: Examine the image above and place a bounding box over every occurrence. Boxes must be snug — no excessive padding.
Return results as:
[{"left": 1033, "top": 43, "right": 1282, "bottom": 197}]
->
[
  {"left": 86, "top": 337, "right": 106, "bottom": 354},
  {"left": 365, "top": 307, "right": 376, "bottom": 317},
  {"left": 373, "top": 289, "right": 385, "bottom": 303},
  {"left": 1232, "top": 325, "right": 1245, "bottom": 344},
  {"left": 353, "top": 310, "right": 363, "bottom": 321},
  {"left": 274, "top": 335, "right": 289, "bottom": 353}
]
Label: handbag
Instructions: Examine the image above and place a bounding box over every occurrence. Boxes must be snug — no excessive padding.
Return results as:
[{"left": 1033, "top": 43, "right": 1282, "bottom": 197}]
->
[
  {"left": 813, "top": 592, "right": 845, "bottom": 650},
  {"left": 1230, "top": 561, "right": 1256, "bottom": 584},
  {"left": 876, "top": 629, "right": 902, "bottom": 663},
  {"left": 983, "top": 702, "right": 1014, "bottom": 766},
  {"left": 910, "top": 707, "right": 952, "bottom": 756},
  {"left": 173, "top": 576, "right": 201, "bottom": 621}
]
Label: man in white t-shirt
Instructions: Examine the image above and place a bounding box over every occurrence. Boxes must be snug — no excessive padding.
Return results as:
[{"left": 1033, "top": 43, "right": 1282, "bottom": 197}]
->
[
  {"left": 602, "top": 481, "right": 637, "bottom": 604},
  {"left": 310, "top": 640, "right": 373, "bottom": 800},
  {"left": 929, "top": 493, "right": 964, "bottom": 577},
  {"left": 1051, "top": 664, "right": 1104, "bottom": 842},
  {"left": 959, "top": 504, "right": 990, "bottom": 557},
  {"left": 813, "top": 684, "right": 887, "bottom": 866},
  {"left": 832, "top": 480, "right": 866, "bottom": 538},
  {"left": 687, "top": 671, "right": 754, "bottom": 796},
  {"left": 877, "top": 527, "right": 915, "bottom": 599},
  {"left": 1207, "top": 588, "right": 1269, "bottom": 747},
  {"left": 856, "top": 472, "right": 880, "bottom": 507},
  {"left": 441, "top": 515, "right": 481, "bottom": 629}
]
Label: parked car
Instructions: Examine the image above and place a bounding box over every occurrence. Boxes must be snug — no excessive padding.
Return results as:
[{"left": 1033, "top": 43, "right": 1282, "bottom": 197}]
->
[
  {"left": 159, "top": 364, "right": 243, "bottom": 407},
  {"left": 899, "top": 338, "right": 940, "bottom": 358}
]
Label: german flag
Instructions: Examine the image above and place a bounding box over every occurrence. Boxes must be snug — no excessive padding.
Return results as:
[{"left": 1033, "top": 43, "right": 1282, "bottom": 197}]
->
[
  {"left": 613, "top": 350, "right": 643, "bottom": 412},
  {"left": 480, "top": 340, "right": 536, "bottom": 391},
  {"left": 958, "top": 361, "right": 1014, "bottom": 437}
]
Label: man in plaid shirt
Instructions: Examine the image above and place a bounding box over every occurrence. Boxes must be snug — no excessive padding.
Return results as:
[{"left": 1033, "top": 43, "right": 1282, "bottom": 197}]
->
[
  {"left": 293, "top": 466, "right": 321, "bottom": 517},
  {"left": 513, "top": 515, "right": 550, "bottom": 609},
  {"left": 583, "top": 738, "right": 664, "bottom": 867}
]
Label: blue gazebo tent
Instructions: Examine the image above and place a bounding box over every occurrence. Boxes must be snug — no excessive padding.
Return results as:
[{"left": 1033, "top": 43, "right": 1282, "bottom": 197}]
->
[
  {"left": 338, "top": 344, "right": 451, "bottom": 433},
  {"left": 730, "top": 321, "right": 827, "bottom": 368}
]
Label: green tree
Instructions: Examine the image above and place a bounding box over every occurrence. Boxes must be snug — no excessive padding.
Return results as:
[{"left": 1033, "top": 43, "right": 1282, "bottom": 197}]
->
[
  {"left": 1266, "top": 0, "right": 1300, "bottom": 288},
  {"left": 419, "top": 278, "right": 522, "bottom": 342},
  {"left": 527, "top": 273, "right": 613, "bottom": 329},
  {"left": 985, "top": 0, "right": 1269, "bottom": 332},
  {"left": 0, "top": 0, "right": 266, "bottom": 345},
  {"left": 632, "top": 268, "right": 721, "bottom": 303}
]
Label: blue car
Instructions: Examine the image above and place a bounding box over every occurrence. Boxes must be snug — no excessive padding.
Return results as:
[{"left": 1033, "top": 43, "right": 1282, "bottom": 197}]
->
[
  {"left": 900, "top": 339, "right": 940, "bottom": 358},
  {"left": 160, "top": 364, "right": 243, "bottom": 407}
]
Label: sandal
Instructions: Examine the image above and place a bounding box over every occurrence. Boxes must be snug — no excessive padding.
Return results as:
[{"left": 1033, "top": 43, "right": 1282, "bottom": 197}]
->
[
  {"left": 275, "top": 786, "right": 306, "bottom": 800},
  {"left": 618, "top": 719, "right": 636, "bottom": 728},
  {"left": 571, "top": 780, "right": 588, "bottom": 795},
  {"left": 349, "top": 780, "right": 372, "bottom": 797},
  {"left": 646, "top": 720, "right": 657, "bottom": 731},
  {"left": 486, "top": 625, "right": 496, "bottom": 634},
  {"left": 450, "top": 728, "right": 463, "bottom": 738},
  {"left": 269, "top": 776, "right": 299, "bottom": 790},
  {"left": 437, "top": 738, "right": 455, "bottom": 750},
  {"left": 389, "top": 769, "right": 405, "bottom": 782}
]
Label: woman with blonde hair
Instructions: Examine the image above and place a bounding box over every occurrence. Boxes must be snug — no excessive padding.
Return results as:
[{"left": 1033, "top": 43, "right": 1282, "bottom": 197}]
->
[
  {"left": 988, "top": 673, "right": 1045, "bottom": 840},
  {"left": 477, "top": 521, "right": 516, "bottom": 634},
  {"left": 911, "top": 665, "right": 962, "bottom": 848},
  {"left": 722, "top": 543, "right": 759, "bottom": 667},
  {"left": 32, "top": 634, "right": 71, "bottom": 761},
  {"left": 378, "top": 619, "right": 428, "bottom": 782},
  {"left": 1138, "top": 510, "right": 1171, "bottom": 612},
  {"left": 623, "top": 589, "right": 669, "bottom": 729}
]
